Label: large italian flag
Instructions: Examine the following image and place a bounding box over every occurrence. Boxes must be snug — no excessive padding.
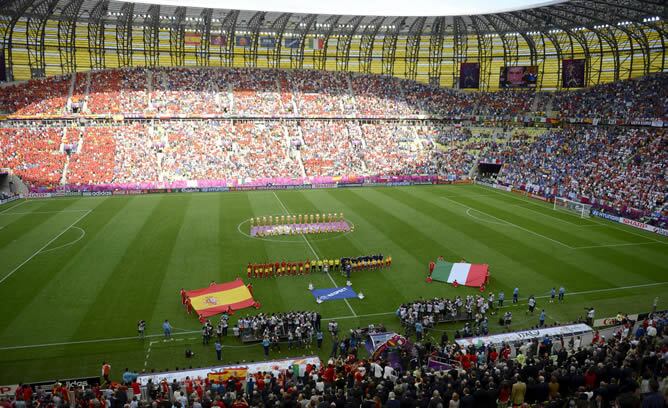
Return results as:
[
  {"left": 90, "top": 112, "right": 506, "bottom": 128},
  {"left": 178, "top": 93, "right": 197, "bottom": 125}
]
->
[{"left": 431, "top": 260, "right": 489, "bottom": 287}]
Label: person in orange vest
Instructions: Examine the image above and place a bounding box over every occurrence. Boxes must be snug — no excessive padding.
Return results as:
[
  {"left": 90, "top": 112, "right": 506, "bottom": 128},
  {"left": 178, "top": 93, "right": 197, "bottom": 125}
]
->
[
  {"left": 186, "top": 297, "right": 193, "bottom": 314},
  {"left": 101, "top": 361, "right": 111, "bottom": 385}
]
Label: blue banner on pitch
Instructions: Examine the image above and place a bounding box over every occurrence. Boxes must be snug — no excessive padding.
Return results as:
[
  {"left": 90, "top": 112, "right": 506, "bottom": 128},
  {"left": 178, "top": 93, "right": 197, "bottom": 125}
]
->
[{"left": 311, "top": 287, "right": 357, "bottom": 301}]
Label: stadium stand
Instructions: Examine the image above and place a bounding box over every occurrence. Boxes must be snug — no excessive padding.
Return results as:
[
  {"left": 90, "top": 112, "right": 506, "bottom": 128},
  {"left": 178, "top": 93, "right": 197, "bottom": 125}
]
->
[
  {"left": 6, "top": 311, "right": 665, "bottom": 408},
  {"left": 0, "top": 69, "right": 666, "bottom": 225}
]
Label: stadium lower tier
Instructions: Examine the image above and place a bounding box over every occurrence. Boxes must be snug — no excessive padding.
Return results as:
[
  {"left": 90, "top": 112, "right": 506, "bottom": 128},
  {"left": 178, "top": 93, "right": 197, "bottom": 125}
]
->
[{"left": 1, "top": 122, "right": 665, "bottom": 222}]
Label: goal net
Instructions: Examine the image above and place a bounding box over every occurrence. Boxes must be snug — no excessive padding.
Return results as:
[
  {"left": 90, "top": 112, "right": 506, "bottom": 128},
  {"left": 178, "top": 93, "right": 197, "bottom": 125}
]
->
[{"left": 553, "top": 197, "right": 592, "bottom": 218}]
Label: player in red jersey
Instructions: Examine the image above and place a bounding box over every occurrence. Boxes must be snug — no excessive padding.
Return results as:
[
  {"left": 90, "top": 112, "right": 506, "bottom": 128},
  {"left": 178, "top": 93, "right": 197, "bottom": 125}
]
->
[
  {"left": 181, "top": 288, "right": 187, "bottom": 305},
  {"left": 429, "top": 260, "right": 435, "bottom": 275}
]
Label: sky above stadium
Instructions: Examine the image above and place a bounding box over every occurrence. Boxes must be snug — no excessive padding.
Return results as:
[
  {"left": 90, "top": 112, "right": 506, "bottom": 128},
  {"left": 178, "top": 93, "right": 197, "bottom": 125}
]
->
[{"left": 121, "top": 0, "right": 567, "bottom": 16}]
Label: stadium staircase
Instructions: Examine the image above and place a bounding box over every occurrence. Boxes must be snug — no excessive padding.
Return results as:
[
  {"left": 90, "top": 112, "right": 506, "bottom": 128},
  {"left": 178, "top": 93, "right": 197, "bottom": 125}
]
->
[
  {"left": 293, "top": 123, "right": 307, "bottom": 177},
  {"left": 81, "top": 72, "right": 91, "bottom": 113},
  {"left": 147, "top": 70, "right": 154, "bottom": 110},
  {"left": 345, "top": 75, "right": 359, "bottom": 115},
  {"left": 65, "top": 74, "right": 76, "bottom": 113},
  {"left": 60, "top": 156, "right": 70, "bottom": 185},
  {"left": 227, "top": 83, "right": 234, "bottom": 113}
]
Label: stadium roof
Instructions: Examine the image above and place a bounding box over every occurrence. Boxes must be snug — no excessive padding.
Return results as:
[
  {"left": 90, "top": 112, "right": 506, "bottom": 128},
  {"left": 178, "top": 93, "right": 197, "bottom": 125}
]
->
[
  {"left": 0, "top": 0, "right": 665, "bottom": 84},
  {"left": 115, "top": 0, "right": 568, "bottom": 17}
]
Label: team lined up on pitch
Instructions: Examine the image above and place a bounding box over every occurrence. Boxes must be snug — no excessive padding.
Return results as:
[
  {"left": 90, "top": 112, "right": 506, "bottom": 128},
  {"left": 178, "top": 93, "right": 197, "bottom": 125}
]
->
[
  {"left": 246, "top": 255, "right": 392, "bottom": 278},
  {"left": 250, "top": 213, "right": 352, "bottom": 237}
]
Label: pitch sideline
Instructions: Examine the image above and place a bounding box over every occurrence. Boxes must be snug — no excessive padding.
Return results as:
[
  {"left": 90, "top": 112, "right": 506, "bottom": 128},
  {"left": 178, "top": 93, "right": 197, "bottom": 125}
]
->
[{"left": 0, "top": 281, "right": 666, "bottom": 351}]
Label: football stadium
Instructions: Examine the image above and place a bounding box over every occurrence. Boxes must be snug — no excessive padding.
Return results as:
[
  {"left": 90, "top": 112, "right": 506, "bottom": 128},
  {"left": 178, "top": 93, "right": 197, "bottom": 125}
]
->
[{"left": 0, "top": 0, "right": 667, "bottom": 405}]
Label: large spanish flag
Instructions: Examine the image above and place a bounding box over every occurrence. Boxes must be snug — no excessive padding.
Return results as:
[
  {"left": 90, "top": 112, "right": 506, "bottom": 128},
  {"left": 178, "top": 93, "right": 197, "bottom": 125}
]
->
[{"left": 185, "top": 279, "right": 256, "bottom": 320}]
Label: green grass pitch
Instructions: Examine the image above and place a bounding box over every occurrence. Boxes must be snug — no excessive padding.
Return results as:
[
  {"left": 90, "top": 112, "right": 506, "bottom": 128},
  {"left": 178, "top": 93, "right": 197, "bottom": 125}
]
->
[{"left": 0, "top": 184, "right": 666, "bottom": 384}]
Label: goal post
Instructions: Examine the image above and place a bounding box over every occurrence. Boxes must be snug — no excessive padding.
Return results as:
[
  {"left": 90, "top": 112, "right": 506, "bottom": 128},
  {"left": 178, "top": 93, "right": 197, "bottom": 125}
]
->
[{"left": 553, "top": 197, "right": 592, "bottom": 218}]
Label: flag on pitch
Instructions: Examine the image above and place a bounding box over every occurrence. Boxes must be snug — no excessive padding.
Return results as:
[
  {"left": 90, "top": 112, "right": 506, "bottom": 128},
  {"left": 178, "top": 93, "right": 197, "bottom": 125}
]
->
[
  {"left": 185, "top": 279, "right": 256, "bottom": 319},
  {"left": 431, "top": 260, "right": 489, "bottom": 287}
]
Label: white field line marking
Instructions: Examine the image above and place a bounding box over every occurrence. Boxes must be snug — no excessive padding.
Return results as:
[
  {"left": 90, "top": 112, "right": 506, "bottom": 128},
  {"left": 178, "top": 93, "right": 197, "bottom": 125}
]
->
[
  {"left": 144, "top": 341, "right": 157, "bottom": 367},
  {"left": 475, "top": 184, "right": 667, "bottom": 244},
  {"left": 0, "top": 199, "right": 27, "bottom": 214},
  {"left": 465, "top": 208, "right": 508, "bottom": 225},
  {"left": 0, "top": 209, "right": 93, "bottom": 285},
  {"left": 271, "top": 191, "right": 358, "bottom": 317},
  {"left": 38, "top": 227, "right": 86, "bottom": 254},
  {"left": 443, "top": 196, "right": 574, "bottom": 249},
  {"left": 1, "top": 281, "right": 666, "bottom": 351},
  {"left": 573, "top": 241, "right": 663, "bottom": 250},
  {"left": 0, "top": 210, "right": 90, "bottom": 215},
  {"left": 509, "top": 203, "right": 582, "bottom": 226}
]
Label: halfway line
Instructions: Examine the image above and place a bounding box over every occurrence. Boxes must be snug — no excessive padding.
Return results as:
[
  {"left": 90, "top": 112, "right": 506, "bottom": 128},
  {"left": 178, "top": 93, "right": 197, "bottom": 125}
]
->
[{"left": 271, "top": 191, "right": 358, "bottom": 317}]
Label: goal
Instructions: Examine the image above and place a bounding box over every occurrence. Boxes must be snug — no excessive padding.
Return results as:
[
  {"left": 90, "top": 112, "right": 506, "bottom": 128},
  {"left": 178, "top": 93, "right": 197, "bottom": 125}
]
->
[{"left": 553, "top": 197, "right": 592, "bottom": 218}]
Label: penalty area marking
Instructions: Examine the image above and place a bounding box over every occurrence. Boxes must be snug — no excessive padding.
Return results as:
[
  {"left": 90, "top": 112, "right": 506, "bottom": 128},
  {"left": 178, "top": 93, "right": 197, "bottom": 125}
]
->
[
  {"left": 38, "top": 227, "right": 87, "bottom": 254},
  {"left": 465, "top": 208, "right": 509, "bottom": 226},
  {"left": 443, "top": 196, "right": 574, "bottom": 249},
  {"left": 572, "top": 241, "right": 662, "bottom": 250},
  {"left": 0, "top": 209, "right": 93, "bottom": 286},
  {"left": 474, "top": 184, "right": 668, "bottom": 245},
  {"left": 0, "top": 281, "right": 666, "bottom": 351}
]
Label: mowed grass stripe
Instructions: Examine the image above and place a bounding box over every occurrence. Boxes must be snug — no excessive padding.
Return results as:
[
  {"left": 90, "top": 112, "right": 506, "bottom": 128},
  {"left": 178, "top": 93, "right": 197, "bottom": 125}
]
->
[
  {"left": 280, "top": 189, "right": 405, "bottom": 314},
  {"left": 471, "top": 184, "right": 667, "bottom": 244},
  {"left": 377, "top": 186, "right": 565, "bottom": 293},
  {"left": 262, "top": 190, "right": 355, "bottom": 318},
  {"left": 445, "top": 186, "right": 668, "bottom": 281},
  {"left": 70, "top": 195, "right": 191, "bottom": 341},
  {"left": 394, "top": 186, "right": 570, "bottom": 292},
  {"left": 461, "top": 186, "right": 668, "bottom": 273},
  {"left": 329, "top": 188, "right": 474, "bottom": 305},
  {"left": 146, "top": 194, "right": 224, "bottom": 339},
  {"left": 0, "top": 187, "right": 666, "bottom": 385},
  {"left": 0, "top": 199, "right": 93, "bottom": 276},
  {"left": 0, "top": 196, "right": 124, "bottom": 344},
  {"left": 415, "top": 186, "right": 632, "bottom": 290},
  {"left": 476, "top": 197, "right": 655, "bottom": 246}
]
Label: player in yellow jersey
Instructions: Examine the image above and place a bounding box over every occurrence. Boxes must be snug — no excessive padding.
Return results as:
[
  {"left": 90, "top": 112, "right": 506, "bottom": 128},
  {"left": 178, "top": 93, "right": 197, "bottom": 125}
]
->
[{"left": 334, "top": 258, "right": 340, "bottom": 271}]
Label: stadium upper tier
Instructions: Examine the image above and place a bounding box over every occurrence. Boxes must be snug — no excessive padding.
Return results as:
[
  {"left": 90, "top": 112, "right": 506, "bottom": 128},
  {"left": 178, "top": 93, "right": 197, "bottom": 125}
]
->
[
  {"left": 0, "top": 68, "right": 666, "bottom": 121},
  {"left": 0, "top": 0, "right": 665, "bottom": 87}
]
